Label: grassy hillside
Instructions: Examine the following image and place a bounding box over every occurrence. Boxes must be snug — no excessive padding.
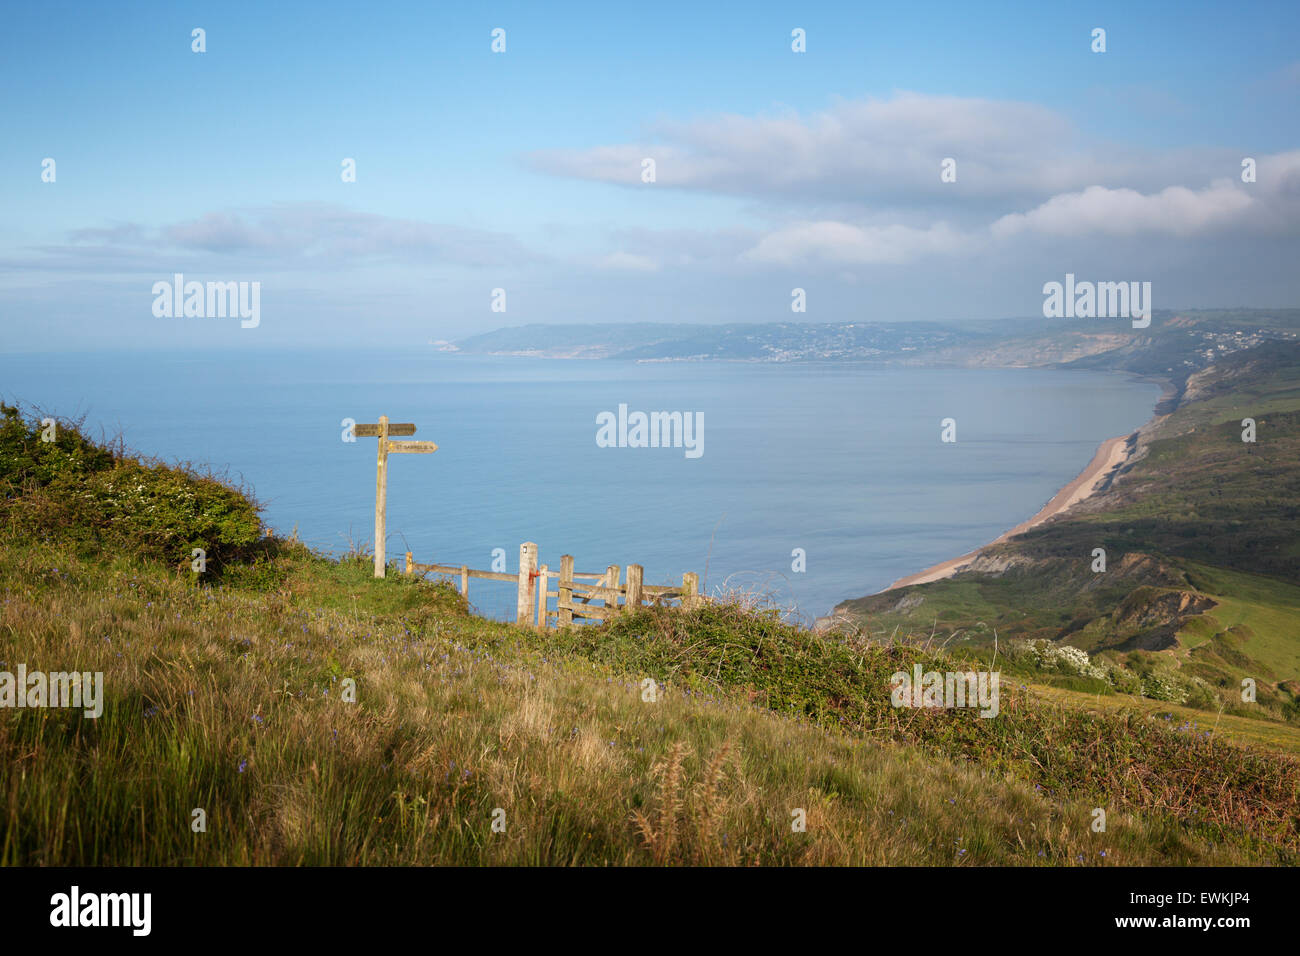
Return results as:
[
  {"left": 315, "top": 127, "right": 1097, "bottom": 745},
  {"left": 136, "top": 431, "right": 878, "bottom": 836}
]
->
[
  {"left": 2, "top": 404, "right": 1297, "bottom": 865},
  {"left": 837, "top": 343, "right": 1300, "bottom": 728}
]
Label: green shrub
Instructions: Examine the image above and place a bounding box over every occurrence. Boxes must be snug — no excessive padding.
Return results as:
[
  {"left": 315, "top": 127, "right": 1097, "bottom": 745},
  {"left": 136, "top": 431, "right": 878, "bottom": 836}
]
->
[
  {"left": 0, "top": 403, "right": 262, "bottom": 570},
  {"left": 0, "top": 402, "right": 115, "bottom": 491}
]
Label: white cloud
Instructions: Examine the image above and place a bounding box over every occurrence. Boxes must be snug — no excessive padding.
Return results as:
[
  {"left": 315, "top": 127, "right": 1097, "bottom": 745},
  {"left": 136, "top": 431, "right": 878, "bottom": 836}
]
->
[
  {"left": 991, "top": 151, "right": 1300, "bottom": 239},
  {"left": 526, "top": 91, "right": 1206, "bottom": 209},
  {"left": 990, "top": 182, "right": 1255, "bottom": 238},
  {"left": 743, "top": 220, "right": 970, "bottom": 266},
  {"left": 37, "top": 203, "right": 543, "bottom": 273}
]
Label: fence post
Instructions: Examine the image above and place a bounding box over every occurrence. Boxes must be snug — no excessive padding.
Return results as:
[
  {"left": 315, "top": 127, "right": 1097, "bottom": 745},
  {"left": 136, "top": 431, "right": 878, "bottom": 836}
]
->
[
  {"left": 404, "top": 551, "right": 413, "bottom": 576},
  {"left": 373, "top": 415, "right": 390, "bottom": 578},
  {"left": 536, "top": 564, "right": 550, "bottom": 629},
  {"left": 605, "top": 565, "right": 621, "bottom": 611},
  {"left": 517, "top": 542, "right": 538, "bottom": 625},
  {"left": 626, "top": 564, "right": 644, "bottom": 611},
  {"left": 558, "top": 554, "right": 574, "bottom": 627},
  {"left": 460, "top": 564, "right": 469, "bottom": 599},
  {"left": 683, "top": 572, "right": 700, "bottom": 609}
]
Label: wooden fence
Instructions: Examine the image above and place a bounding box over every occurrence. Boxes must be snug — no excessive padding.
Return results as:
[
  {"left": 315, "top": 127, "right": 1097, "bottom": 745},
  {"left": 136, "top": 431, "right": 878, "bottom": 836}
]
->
[{"left": 404, "top": 541, "right": 704, "bottom": 630}]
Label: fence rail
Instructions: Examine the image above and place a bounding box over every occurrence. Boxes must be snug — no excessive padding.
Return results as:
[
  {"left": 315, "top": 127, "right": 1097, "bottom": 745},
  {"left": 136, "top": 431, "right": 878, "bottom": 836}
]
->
[{"left": 404, "top": 542, "right": 704, "bottom": 630}]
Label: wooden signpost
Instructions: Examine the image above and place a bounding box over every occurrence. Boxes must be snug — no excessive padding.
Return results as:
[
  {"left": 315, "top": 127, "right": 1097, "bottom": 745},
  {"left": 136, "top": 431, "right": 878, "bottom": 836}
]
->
[{"left": 352, "top": 415, "right": 437, "bottom": 577}]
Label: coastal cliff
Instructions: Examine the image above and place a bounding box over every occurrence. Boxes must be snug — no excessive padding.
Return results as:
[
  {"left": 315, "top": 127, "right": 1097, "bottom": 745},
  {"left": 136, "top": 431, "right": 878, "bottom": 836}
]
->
[{"left": 825, "top": 342, "right": 1300, "bottom": 725}]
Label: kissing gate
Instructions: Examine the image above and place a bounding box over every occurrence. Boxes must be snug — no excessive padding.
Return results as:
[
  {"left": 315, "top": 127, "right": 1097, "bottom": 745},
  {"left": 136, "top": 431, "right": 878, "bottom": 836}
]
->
[{"left": 405, "top": 544, "right": 705, "bottom": 630}]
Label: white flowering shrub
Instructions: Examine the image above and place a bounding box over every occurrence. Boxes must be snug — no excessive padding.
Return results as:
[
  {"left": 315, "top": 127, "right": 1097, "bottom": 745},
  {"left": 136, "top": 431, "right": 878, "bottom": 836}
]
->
[
  {"left": 1008, "top": 639, "right": 1107, "bottom": 679},
  {"left": 1008, "top": 639, "right": 1208, "bottom": 706}
]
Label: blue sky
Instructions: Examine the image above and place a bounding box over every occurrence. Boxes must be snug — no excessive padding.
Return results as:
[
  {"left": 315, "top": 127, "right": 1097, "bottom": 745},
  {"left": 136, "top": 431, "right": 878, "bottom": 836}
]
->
[{"left": 2, "top": 0, "right": 1298, "bottom": 350}]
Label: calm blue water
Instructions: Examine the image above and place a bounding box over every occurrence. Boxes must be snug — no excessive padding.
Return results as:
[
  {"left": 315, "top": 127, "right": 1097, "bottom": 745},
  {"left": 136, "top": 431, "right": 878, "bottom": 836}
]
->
[{"left": 0, "top": 350, "right": 1159, "bottom": 622}]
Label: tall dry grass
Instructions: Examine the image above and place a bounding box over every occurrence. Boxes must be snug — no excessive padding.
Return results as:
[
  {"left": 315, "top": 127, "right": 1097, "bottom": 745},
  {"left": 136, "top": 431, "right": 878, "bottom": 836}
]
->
[{"left": 0, "top": 534, "right": 1255, "bottom": 866}]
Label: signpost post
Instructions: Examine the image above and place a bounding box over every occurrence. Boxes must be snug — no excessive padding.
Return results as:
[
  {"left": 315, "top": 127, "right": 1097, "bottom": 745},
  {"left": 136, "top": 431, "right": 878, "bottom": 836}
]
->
[{"left": 352, "top": 415, "right": 437, "bottom": 577}]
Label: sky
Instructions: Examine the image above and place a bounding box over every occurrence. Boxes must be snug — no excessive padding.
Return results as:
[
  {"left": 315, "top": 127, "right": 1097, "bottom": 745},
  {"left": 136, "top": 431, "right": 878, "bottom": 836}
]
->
[{"left": 1, "top": 0, "right": 1298, "bottom": 351}]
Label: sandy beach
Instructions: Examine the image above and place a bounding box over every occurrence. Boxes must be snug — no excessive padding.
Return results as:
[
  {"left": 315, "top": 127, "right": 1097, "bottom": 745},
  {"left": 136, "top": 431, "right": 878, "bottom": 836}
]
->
[{"left": 881, "top": 432, "right": 1136, "bottom": 592}]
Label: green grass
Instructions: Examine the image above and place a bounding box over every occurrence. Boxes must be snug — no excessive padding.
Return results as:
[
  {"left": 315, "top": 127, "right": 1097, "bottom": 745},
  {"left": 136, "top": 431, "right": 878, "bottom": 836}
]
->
[
  {"left": 6, "top": 534, "right": 1262, "bottom": 866},
  {"left": 3, "top": 400, "right": 1299, "bottom": 866},
  {"left": 1178, "top": 563, "right": 1300, "bottom": 679},
  {"left": 1031, "top": 684, "right": 1300, "bottom": 755}
]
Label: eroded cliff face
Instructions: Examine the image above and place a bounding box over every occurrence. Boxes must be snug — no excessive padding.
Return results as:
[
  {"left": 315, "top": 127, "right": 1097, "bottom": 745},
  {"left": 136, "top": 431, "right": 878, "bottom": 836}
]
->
[
  {"left": 1107, "top": 588, "right": 1219, "bottom": 652},
  {"left": 1182, "top": 355, "right": 1260, "bottom": 403}
]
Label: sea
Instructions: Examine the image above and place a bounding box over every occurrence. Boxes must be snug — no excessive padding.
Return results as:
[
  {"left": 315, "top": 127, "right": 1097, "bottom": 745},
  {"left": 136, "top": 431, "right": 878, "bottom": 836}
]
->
[{"left": 0, "top": 350, "right": 1161, "bottom": 623}]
